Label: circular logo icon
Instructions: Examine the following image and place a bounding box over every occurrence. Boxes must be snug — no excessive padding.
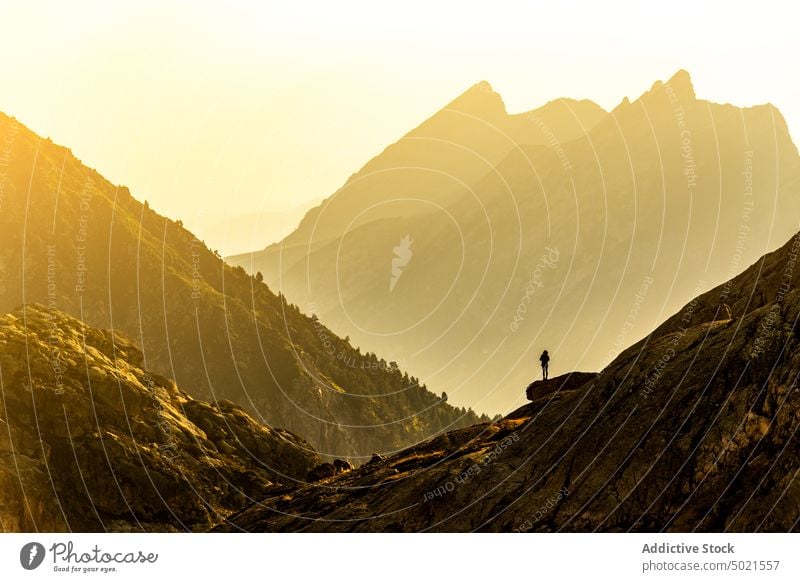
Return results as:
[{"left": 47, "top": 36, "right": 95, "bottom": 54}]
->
[{"left": 20, "top": 542, "right": 46, "bottom": 570}]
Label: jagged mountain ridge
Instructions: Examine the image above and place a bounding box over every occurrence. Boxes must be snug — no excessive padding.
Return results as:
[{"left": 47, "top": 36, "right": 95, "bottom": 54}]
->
[
  {"left": 230, "top": 70, "right": 800, "bottom": 414},
  {"left": 218, "top": 229, "right": 800, "bottom": 532},
  {"left": 0, "top": 304, "right": 320, "bottom": 532},
  {"left": 250, "top": 81, "right": 607, "bottom": 248},
  {"left": 0, "top": 112, "right": 485, "bottom": 461}
]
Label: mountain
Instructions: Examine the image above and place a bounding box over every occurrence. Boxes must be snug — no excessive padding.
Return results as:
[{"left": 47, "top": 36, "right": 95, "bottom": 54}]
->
[
  {"left": 229, "top": 70, "right": 800, "bottom": 415},
  {"left": 217, "top": 229, "right": 800, "bottom": 532},
  {"left": 0, "top": 304, "right": 319, "bottom": 532},
  {"left": 0, "top": 112, "right": 485, "bottom": 461},
  {"left": 229, "top": 81, "right": 606, "bottom": 249}
]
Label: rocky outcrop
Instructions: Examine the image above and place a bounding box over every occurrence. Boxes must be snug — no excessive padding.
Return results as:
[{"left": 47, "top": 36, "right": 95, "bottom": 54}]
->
[
  {"left": 306, "top": 459, "right": 354, "bottom": 482},
  {"left": 0, "top": 305, "right": 319, "bottom": 532},
  {"left": 525, "top": 372, "right": 597, "bottom": 401},
  {"left": 217, "top": 232, "right": 800, "bottom": 532}
]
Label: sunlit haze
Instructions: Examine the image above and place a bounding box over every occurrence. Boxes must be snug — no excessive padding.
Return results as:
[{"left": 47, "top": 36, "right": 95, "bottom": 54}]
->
[{"left": 1, "top": 0, "right": 797, "bottom": 252}]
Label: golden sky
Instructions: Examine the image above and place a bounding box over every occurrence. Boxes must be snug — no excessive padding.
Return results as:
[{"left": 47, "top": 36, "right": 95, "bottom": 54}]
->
[{"left": 1, "top": 0, "right": 797, "bottom": 248}]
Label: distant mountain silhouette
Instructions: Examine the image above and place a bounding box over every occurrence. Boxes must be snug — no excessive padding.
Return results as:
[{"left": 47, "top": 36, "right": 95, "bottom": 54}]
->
[
  {"left": 193, "top": 199, "right": 320, "bottom": 256},
  {"left": 218, "top": 229, "right": 800, "bottom": 532},
  {"left": 229, "top": 70, "right": 800, "bottom": 414},
  {"left": 235, "top": 81, "right": 605, "bottom": 248},
  {"left": 0, "top": 112, "right": 486, "bottom": 461},
  {"left": 0, "top": 305, "right": 319, "bottom": 532}
]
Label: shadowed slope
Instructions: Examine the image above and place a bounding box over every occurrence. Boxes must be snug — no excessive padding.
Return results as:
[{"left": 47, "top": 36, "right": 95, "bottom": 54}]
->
[{"left": 0, "top": 112, "right": 485, "bottom": 461}]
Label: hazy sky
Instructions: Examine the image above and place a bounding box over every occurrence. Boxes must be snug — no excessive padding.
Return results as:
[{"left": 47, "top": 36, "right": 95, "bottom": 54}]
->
[{"left": 1, "top": 0, "right": 797, "bottom": 245}]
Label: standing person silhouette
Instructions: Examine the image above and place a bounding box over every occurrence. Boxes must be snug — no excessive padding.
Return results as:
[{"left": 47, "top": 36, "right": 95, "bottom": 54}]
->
[{"left": 539, "top": 350, "right": 550, "bottom": 380}]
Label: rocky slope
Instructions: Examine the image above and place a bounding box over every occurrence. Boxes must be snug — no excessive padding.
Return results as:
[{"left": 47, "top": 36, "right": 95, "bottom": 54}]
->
[
  {"left": 231, "top": 70, "right": 800, "bottom": 415},
  {"left": 0, "top": 304, "right": 320, "bottom": 532},
  {"left": 218, "top": 231, "right": 800, "bottom": 532},
  {"left": 0, "top": 112, "right": 485, "bottom": 461}
]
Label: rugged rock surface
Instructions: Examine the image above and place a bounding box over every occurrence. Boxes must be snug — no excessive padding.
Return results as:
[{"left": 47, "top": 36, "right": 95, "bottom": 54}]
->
[
  {"left": 525, "top": 372, "right": 597, "bottom": 401},
  {"left": 217, "top": 232, "right": 800, "bottom": 532},
  {"left": 0, "top": 112, "right": 486, "bottom": 461},
  {"left": 307, "top": 461, "right": 353, "bottom": 483},
  {"left": 0, "top": 304, "right": 320, "bottom": 532}
]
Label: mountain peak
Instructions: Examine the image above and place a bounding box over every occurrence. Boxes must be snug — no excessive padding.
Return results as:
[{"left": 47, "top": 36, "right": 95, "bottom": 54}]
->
[
  {"left": 473, "top": 80, "right": 494, "bottom": 93},
  {"left": 648, "top": 69, "right": 696, "bottom": 102},
  {"left": 664, "top": 69, "right": 696, "bottom": 100},
  {"left": 444, "top": 80, "right": 507, "bottom": 117},
  {"left": 615, "top": 69, "right": 697, "bottom": 112}
]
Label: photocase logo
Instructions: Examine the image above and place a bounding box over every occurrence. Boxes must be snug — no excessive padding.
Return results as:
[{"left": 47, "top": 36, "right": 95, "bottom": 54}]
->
[
  {"left": 20, "top": 542, "right": 46, "bottom": 570},
  {"left": 389, "top": 234, "right": 413, "bottom": 292}
]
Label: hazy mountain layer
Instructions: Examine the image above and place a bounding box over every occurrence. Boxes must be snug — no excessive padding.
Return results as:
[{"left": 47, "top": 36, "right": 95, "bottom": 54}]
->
[
  {"left": 192, "top": 199, "right": 320, "bottom": 256},
  {"left": 240, "top": 83, "right": 607, "bottom": 249},
  {"left": 0, "top": 112, "right": 484, "bottom": 461},
  {"left": 218, "top": 230, "right": 800, "bottom": 532},
  {"left": 231, "top": 71, "right": 800, "bottom": 415},
  {"left": 0, "top": 305, "right": 320, "bottom": 532}
]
